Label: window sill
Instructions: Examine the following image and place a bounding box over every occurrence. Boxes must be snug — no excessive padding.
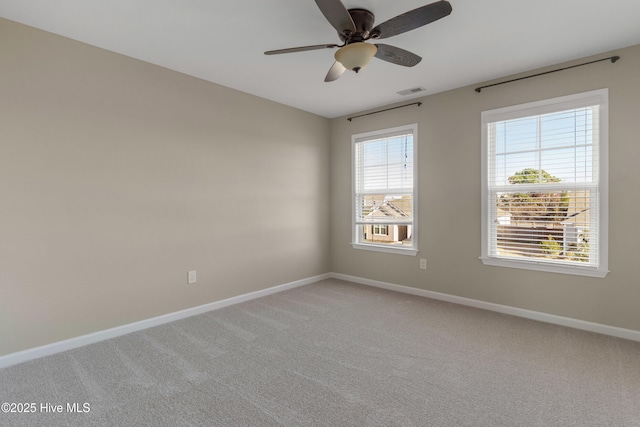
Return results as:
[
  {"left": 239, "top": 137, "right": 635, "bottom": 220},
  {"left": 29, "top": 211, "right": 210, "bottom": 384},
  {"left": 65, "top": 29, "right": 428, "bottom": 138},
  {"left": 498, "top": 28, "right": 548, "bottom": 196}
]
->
[
  {"left": 352, "top": 243, "right": 418, "bottom": 256},
  {"left": 479, "top": 256, "right": 608, "bottom": 278}
]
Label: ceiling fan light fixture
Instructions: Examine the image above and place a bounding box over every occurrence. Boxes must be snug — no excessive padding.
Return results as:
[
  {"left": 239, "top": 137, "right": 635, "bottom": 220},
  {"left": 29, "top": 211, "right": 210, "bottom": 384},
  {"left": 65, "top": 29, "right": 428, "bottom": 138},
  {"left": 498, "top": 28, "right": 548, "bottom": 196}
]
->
[{"left": 334, "top": 42, "right": 377, "bottom": 73}]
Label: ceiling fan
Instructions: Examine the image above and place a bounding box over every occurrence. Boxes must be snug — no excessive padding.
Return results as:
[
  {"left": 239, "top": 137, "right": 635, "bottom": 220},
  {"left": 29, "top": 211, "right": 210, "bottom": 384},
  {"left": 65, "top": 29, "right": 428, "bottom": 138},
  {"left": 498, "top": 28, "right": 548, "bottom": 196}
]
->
[{"left": 264, "top": 0, "right": 453, "bottom": 82}]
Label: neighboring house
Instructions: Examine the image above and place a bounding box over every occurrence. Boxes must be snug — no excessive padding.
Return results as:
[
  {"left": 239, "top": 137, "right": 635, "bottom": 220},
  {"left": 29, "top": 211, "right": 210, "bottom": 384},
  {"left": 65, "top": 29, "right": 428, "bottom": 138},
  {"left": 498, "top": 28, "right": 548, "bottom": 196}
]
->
[
  {"left": 364, "top": 199, "right": 411, "bottom": 245},
  {"left": 495, "top": 192, "right": 591, "bottom": 259}
]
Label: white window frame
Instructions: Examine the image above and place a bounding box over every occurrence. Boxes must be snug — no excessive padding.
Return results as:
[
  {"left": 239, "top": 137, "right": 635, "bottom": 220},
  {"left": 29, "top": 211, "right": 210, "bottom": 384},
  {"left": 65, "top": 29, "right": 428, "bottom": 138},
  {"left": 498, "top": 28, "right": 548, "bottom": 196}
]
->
[
  {"left": 352, "top": 124, "right": 418, "bottom": 256},
  {"left": 480, "top": 89, "right": 608, "bottom": 277}
]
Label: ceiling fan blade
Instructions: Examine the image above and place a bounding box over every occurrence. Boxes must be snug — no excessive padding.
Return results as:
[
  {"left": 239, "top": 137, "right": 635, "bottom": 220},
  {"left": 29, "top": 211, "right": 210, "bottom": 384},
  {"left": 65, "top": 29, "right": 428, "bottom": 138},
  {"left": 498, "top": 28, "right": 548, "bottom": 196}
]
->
[
  {"left": 371, "top": 0, "right": 452, "bottom": 40},
  {"left": 374, "top": 44, "right": 422, "bottom": 67},
  {"left": 314, "top": 0, "right": 356, "bottom": 35},
  {"left": 264, "top": 44, "right": 340, "bottom": 55},
  {"left": 324, "top": 61, "right": 346, "bottom": 82}
]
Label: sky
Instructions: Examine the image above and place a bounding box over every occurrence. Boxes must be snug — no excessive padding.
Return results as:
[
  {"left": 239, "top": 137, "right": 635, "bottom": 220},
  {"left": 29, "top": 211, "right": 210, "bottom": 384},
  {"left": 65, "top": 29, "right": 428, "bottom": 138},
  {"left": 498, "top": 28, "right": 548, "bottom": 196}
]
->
[{"left": 492, "top": 106, "right": 596, "bottom": 187}]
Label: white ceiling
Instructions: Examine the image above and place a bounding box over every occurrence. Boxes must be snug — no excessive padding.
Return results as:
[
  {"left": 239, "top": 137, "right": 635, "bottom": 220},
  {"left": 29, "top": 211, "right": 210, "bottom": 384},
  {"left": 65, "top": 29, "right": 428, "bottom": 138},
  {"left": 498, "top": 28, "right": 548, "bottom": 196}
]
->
[{"left": 2, "top": 0, "right": 640, "bottom": 118}]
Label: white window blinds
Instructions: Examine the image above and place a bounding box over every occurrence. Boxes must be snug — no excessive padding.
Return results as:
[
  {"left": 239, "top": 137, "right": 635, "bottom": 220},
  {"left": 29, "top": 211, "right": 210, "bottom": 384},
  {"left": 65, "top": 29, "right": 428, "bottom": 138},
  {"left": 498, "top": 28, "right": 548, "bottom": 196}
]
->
[
  {"left": 481, "top": 90, "right": 608, "bottom": 277},
  {"left": 352, "top": 124, "right": 417, "bottom": 254}
]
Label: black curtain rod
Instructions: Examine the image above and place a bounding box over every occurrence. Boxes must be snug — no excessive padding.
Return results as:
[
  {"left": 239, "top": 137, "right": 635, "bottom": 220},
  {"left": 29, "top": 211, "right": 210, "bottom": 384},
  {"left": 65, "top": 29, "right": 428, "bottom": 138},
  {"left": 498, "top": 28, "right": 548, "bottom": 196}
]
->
[
  {"left": 475, "top": 55, "right": 620, "bottom": 93},
  {"left": 347, "top": 102, "right": 422, "bottom": 121}
]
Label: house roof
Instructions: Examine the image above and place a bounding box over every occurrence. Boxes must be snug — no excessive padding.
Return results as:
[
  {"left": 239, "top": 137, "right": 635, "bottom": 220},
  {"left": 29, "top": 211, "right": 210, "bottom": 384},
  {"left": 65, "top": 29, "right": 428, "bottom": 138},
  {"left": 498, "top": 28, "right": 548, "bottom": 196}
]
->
[{"left": 367, "top": 200, "right": 409, "bottom": 219}]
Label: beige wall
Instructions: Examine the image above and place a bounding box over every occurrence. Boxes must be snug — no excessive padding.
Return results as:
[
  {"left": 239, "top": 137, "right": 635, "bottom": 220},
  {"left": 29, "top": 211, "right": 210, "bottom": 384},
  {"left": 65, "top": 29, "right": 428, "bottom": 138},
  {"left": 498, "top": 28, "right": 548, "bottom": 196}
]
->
[
  {"left": 330, "top": 44, "right": 640, "bottom": 332},
  {"left": 0, "top": 19, "right": 331, "bottom": 356},
  {"left": 2, "top": 16, "right": 639, "bottom": 358}
]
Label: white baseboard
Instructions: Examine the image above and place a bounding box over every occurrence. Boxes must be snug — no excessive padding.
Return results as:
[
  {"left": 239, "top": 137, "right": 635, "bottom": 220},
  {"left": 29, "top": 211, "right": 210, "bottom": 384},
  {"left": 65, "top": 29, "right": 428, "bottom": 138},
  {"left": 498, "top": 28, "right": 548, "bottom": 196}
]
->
[
  {"left": 0, "top": 273, "right": 331, "bottom": 369},
  {"left": 330, "top": 272, "right": 640, "bottom": 343},
  {"left": 3, "top": 271, "right": 637, "bottom": 370}
]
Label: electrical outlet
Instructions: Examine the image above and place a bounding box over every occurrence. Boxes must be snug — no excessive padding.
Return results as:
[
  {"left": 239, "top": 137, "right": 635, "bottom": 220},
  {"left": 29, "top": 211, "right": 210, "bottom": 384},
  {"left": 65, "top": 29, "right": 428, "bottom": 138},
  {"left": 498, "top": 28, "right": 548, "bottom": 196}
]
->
[
  {"left": 419, "top": 259, "right": 427, "bottom": 270},
  {"left": 188, "top": 270, "right": 197, "bottom": 284}
]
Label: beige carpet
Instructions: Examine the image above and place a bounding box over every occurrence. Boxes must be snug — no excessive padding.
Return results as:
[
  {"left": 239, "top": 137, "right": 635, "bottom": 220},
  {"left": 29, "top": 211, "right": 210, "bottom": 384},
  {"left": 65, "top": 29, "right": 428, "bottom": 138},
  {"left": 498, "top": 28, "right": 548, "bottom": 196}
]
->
[{"left": 1, "top": 279, "right": 639, "bottom": 426}]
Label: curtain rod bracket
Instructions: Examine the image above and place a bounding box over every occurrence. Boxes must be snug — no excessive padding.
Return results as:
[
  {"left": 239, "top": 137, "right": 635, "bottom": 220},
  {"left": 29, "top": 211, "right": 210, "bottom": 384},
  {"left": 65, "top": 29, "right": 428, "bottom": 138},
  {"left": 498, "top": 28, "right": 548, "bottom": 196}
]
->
[{"left": 475, "top": 55, "right": 620, "bottom": 93}]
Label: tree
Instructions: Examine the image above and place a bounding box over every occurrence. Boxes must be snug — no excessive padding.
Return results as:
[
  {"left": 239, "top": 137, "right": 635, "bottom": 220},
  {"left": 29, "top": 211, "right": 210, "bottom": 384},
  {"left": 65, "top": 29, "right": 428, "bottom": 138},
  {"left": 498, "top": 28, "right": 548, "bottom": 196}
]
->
[
  {"left": 498, "top": 168, "right": 569, "bottom": 223},
  {"left": 508, "top": 168, "right": 560, "bottom": 185}
]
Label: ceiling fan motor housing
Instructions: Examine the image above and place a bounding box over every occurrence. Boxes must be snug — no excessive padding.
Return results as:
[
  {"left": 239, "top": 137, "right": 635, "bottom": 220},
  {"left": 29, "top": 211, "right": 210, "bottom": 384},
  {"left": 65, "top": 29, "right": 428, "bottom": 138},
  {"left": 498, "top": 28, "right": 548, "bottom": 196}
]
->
[{"left": 340, "top": 9, "right": 377, "bottom": 43}]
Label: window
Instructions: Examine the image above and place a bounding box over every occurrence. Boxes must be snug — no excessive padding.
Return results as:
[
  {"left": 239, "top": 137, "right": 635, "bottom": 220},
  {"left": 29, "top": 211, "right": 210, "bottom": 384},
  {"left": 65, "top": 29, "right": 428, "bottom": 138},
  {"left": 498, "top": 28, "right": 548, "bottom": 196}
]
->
[
  {"left": 373, "top": 225, "right": 389, "bottom": 236},
  {"left": 481, "top": 89, "right": 608, "bottom": 277},
  {"left": 352, "top": 124, "right": 417, "bottom": 255}
]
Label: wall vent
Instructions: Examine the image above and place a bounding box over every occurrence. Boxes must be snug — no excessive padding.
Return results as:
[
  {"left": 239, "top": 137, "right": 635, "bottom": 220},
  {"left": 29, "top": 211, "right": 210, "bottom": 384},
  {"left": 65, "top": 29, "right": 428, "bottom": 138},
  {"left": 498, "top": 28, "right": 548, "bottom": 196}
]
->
[{"left": 397, "top": 87, "right": 426, "bottom": 96}]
